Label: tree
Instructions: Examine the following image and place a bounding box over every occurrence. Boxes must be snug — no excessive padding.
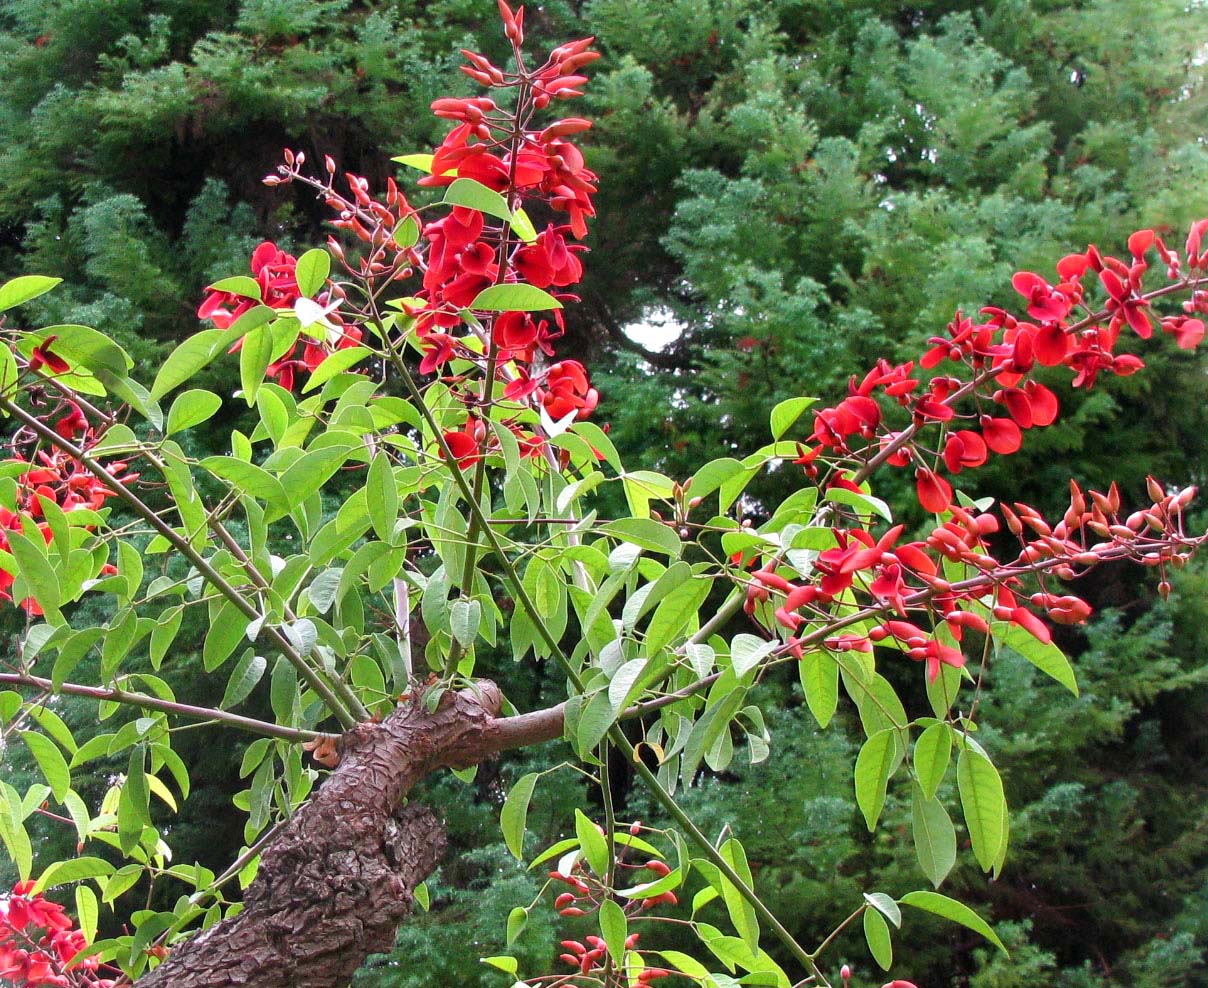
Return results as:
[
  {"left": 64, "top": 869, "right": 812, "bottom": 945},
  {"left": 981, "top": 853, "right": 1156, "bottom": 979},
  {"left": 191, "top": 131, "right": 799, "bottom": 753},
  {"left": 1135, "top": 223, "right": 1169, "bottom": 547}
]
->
[{"left": 1, "top": 8, "right": 1206, "bottom": 987}]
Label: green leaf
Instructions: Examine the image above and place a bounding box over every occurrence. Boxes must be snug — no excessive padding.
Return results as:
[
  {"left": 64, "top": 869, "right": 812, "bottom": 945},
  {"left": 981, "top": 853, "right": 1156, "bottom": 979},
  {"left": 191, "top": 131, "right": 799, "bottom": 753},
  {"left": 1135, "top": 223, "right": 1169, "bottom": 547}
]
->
[
  {"left": 911, "top": 782, "right": 957, "bottom": 889},
  {"left": 150, "top": 607, "right": 183, "bottom": 670},
  {"left": 201, "top": 456, "right": 288, "bottom": 511},
  {"left": 825, "top": 486, "right": 893, "bottom": 523},
  {"left": 506, "top": 907, "right": 526, "bottom": 945},
  {"left": 270, "top": 656, "right": 299, "bottom": 724},
  {"left": 863, "top": 892, "right": 902, "bottom": 928},
  {"left": 203, "top": 602, "right": 250, "bottom": 671},
  {"left": 392, "top": 153, "right": 435, "bottom": 172},
  {"left": 645, "top": 576, "right": 710, "bottom": 654},
  {"left": 617, "top": 867, "right": 683, "bottom": 900},
  {"left": 25, "top": 705, "right": 76, "bottom": 755},
  {"left": 277, "top": 444, "right": 354, "bottom": 514},
  {"left": 769, "top": 397, "right": 817, "bottom": 440},
  {"left": 575, "top": 809, "right": 610, "bottom": 877},
  {"left": 367, "top": 452, "right": 399, "bottom": 543},
  {"left": 500, "top": 773, "right": 539, "bottom": 860},
  {"left": 601, "top": 518, "right": 681, "bottom": 558},
  {"left": 118, "top": 752, "right": 150, "bottom": 855},
  {"left": 450, "top": 598, "right": 481, "bottom": 648},
  {"left": 221, "top": 650, "right": 266, "bottom": 709},
  {"left": 863, "top": 907, "right": 893, "bottom": 971},
  {"left": 957, "top": 746, "right": 1006, "bottom": 872},
  {"left": 719, "top": 838, "right": 760, "bottom": 954},
  {"left": 730, "top": 633, "right": 777, "bottom": 677},
  {"left": 393, "top": 215, "right": 420, "bottom": 249},
  {"left": 207, "top": 276, "right": 261, "bottom": 299},
  {"left": 8, "top": 530, "right": 61, "bottom": 623},
  {"left": 295, "top": 248, "right": 331, "bottom": 297},
  {"left": 798, "top": 652, "right": 838, "bottom": 728},
  {"left": 0, "top": 275, "right": 61, "bottom": 311},
  {"left": 481, "top": 956, "right": 518, "bottom": 975},
  {"left": 576, "top": 690, "right": 617, "bottom": 755},
  {"left": 510, "top": 207, "right": 538, "bottom": 243},
  {"left": 151, "top": 317, "right": 260, "bottom": 400},
  {"left": 166, "top": 389, "right": 222, "bottom": 436},
  {"left": 925, "top": 661, "right": 962, "bottom": 719},
  {"left": 36, "top": 856, "right": 114, "bottom": 892},
  {"left": 995, "top": 622, "right": 1078, "bottom": 696},
  {"left": 600, "top": 898, "right": 628, "bottom": 965},
  {"left": 913, "top": 722, "right": 952, "bottom": 801},
  {"left": 854, "top": 728, "right": 900, "bottom": 831},
  {"left": 899, "top": 891, "right": 1007, "bottom": 954},
  {"left": 102, "top": 863, "right": 142, "bottom": 903},
  {"left": 21, "top": 732, "right": 71, "bottom": 801},
  {"left": 0, "top": 344, "right": 17, "bottom": 398},
  {"left": 75, "top": 885, "right": 98, "bottom": 943},
  {"left": 301, "top": 346, "right": 372, "bottom": 392},
  {"left": 443, "top": 177, "right": 511, "bottom": 221},
  {"left": 471, "top": 283, "right": 563, "bottom": 312},
  {"left": 681, "top": 688, "right": 745, "bottom": 783},
  {"left": 608, "top": 658, "right": 647, "bottom": 712},
  {"left": 239, "top": 325, "right": 273, "bottom": 406},
  {"left": 22, "top": 324, "right": 132, "bottom": 376},
  {"left": 658, "top": 951, "right": 711, "bottom": 979}
]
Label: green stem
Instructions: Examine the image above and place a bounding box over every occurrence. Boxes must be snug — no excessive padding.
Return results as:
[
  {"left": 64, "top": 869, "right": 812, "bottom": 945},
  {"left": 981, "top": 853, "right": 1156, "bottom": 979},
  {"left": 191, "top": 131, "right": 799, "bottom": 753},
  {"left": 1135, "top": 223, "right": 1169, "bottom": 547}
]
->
[
  {"left": 374, "top": 318, "right": 586, "bottom": 692},
  {"left": 810, "top": 904, "right": 865, "bottom": 963},
  {"left": 610, "top": 729, "right": 825, "bottom": 984}
]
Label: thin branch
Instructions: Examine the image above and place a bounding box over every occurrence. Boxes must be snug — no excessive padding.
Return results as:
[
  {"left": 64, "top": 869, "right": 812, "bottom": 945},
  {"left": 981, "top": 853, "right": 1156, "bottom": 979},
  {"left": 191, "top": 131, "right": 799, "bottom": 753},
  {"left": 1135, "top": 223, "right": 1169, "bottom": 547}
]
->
[{"left": 0, "top": 672, "right": 326, "bottom": 743}]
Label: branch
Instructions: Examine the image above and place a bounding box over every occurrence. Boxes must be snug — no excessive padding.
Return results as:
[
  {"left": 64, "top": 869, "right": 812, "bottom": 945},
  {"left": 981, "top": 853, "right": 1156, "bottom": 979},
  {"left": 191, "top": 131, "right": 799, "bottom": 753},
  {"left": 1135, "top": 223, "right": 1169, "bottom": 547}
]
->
[{"left": 0, "top": 672, "right": 326, "bottom": 743}]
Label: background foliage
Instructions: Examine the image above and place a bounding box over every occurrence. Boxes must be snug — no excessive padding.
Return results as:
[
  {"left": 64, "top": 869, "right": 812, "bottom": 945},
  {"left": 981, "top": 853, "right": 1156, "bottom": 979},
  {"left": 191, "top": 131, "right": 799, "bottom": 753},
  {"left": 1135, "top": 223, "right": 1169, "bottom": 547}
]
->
[{"left": 1, "top": 0, "right": 1206, "bottom": 985}]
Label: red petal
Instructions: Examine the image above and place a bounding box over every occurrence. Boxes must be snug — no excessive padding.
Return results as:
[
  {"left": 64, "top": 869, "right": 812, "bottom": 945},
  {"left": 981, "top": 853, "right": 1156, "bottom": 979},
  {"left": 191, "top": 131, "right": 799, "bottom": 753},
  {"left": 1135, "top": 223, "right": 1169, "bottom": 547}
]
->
[
  {"left": 1000, "top": 388, "right": 1034, "bottom": 429},
  {"left": 1034, "top": 323, "right": 1069, "bottom": 366},
  {"left": 1124, "top": 302, "right": 1152, "bottom": 339},
  {"left": 1011, "top": 606, "right": 1052, "bottom": 644},
  {"left": 916, "top": 469, "right": 953, "bottom": 513},
  {"left": 1025, "top": 382, "right": 1059, "bottom": 426},
  {"left": 1055, "top": 253, "right": 1090, "bottom": 280},
  {"left": 981, "top": 416, "right": 1022, "bottom": 455},
  {"left": 1127, "top": 229, "right": 1155, "bottom": 258}
]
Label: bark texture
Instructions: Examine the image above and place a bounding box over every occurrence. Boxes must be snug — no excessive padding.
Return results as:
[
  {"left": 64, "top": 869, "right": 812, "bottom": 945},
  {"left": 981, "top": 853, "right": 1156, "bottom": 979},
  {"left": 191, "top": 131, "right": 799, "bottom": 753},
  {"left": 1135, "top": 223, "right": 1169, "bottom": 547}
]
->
[{"left": 138, "top": 682, "right": 521, "bottom": 988}]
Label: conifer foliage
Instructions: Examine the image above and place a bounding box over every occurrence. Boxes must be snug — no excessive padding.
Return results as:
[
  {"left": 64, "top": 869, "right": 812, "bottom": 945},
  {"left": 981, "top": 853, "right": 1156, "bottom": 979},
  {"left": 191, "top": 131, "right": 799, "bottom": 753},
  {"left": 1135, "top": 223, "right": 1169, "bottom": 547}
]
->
[{"left": 0, "top": 6, "right": 1207, "bottom": 988}]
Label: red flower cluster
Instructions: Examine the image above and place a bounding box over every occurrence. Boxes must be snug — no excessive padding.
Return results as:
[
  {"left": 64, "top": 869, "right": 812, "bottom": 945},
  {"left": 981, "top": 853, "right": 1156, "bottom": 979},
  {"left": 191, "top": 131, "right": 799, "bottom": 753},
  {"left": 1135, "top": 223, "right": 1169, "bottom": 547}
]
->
[
  {"left": 0, "top": 406, "right": 127, "bottom": 614},
  {"left": 0, "top": 881, "right": 113, "bottom": 987},
  {"left": 251, "top": 3, "right": 601, "bottom": 471},
  {"left": 795, "top": 222, "right": 1208, "bottom": 516},
  {"left": 743, "top": 479, "right": 1200, "bottom": 683},
  {"left": 197, "top": 241, "right": 364, "bottom": 391}
]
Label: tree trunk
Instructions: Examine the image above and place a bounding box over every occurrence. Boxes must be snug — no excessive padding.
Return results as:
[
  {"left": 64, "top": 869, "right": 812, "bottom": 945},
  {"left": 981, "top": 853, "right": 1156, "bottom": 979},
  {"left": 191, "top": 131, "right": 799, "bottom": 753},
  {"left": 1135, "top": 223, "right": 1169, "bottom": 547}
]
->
[{"left": 138, "top": 681, "right": 546, "bottom": 988}]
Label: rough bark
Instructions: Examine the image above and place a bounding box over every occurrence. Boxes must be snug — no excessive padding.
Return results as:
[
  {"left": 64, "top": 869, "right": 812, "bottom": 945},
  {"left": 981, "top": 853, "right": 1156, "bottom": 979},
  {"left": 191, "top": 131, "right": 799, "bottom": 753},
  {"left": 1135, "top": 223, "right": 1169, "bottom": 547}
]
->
[{"left": 138, "top": 681, "right": 555, "bottom": 988}]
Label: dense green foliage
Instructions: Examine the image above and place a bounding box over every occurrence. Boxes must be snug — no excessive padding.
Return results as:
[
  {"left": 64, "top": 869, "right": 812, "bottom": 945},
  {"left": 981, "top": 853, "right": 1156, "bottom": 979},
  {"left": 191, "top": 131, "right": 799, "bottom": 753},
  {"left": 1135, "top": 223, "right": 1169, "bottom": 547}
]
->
[{"left": 1, "top": 1, "right": 1206, "bottom": 985}]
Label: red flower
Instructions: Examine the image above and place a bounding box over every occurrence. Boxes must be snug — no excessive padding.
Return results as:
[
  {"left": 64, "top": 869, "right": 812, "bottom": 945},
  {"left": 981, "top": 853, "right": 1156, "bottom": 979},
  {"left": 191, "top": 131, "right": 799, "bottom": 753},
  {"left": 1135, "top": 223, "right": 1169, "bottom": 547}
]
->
[
  {"left": 979, "top": 415, "right": 1023, "bottom": 455},
  {"left": 441, "top": 418, "right": 487, "bottom": 470},
  {"left": 916, "top": 468, "right": 953, "bottom": 513},
  {"left": 1161, "top": 315, "right": 1205, "bottom": 350},
  {"left": 28, "top": 336, "right": 70, "bottom": 375},
  {"left": 541, "top": 360, "right": 598, "bottom": 421},
  {"left": 514, "top": 225, "right": 586, "bottom": 288},
  {"left": 198, "top": 241, "right": 304, "bottom": 329},
  {"left": 942, "top": 431, "right": 988, "bottom": 474},
  {"left": 1011, "top": 271, "right": 1073, "bottom": 323}
]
